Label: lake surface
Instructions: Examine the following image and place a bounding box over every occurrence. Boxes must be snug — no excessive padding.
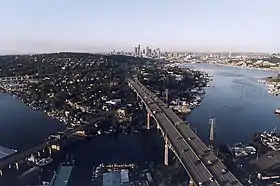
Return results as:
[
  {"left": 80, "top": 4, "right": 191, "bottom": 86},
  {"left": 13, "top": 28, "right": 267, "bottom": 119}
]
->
[
  {"left": 1, "top": 63, "right": 279, "bottom": 149},
  {"left": 0, "top": 94, "right": 65, "bottom": 150},
  {"left": 1, "top": 63, "right": 280, "bottom": 184},
  {"left": 181, "top": 63, "right": 280, "bottom": 145}
]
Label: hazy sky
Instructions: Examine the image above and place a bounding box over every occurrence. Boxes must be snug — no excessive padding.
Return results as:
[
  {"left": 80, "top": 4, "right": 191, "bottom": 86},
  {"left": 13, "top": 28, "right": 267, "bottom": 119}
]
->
[{"left": 0, "top": 0, "right": 280, "bottom": 54}]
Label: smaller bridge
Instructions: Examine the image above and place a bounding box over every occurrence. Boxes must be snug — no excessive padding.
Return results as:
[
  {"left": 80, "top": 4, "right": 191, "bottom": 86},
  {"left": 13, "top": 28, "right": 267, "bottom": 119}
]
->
[{"left": 0, "top": 116, "right": 103, "bottom": 175}]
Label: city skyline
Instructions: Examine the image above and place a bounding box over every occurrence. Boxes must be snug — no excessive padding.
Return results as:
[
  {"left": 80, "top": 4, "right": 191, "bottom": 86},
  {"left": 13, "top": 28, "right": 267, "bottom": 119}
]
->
[{"left": 1, "top": 0, "right": 280, "bottom": 54}]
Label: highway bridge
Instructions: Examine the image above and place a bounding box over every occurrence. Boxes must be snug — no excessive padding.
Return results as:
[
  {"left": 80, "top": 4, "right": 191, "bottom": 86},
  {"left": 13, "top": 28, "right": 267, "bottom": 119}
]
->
[
  {"left": 0, "top": 116, "right": 103, "bottom": 175},
  {"left": 127, "top": 78, "right": 242, "bottom": 186}
]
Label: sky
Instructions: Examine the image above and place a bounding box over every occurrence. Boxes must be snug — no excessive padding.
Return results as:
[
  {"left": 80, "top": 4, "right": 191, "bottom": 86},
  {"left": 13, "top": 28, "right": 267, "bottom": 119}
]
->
[{"left": 0, "top": 0, "right": 280, "bottom": 54}]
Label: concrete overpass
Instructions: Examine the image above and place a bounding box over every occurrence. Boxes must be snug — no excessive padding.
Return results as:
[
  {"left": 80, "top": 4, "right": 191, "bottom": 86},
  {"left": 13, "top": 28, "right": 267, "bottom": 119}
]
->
[{"left": 127, "top": 78, "right": 242, "bottom": 186}]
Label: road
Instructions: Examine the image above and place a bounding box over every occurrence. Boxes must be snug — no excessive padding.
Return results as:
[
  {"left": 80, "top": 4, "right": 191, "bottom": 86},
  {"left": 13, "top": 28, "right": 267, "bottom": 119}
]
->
[{"left": 128, "top": 78, "right": 243, "bottom": 186}]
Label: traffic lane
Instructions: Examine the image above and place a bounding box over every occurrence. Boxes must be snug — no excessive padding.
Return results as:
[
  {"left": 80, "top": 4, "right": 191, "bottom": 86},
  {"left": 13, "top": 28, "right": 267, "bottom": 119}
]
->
[
  {"left": 174, "top": 136, "right": 218, "bottom": 185},
  {"left": 156, "top": 114, "right": 208, "bottom": 182},
  {"left": 131, "top": 84, "right": 156, "bottom": 109},
  {"left": 211, "top": 162, "right": 243, "bottom": 186},
  {"left": 178, "top": 124, "right": 241, "bottom": 185},
  {"left": 174, "top": 118, "right": 242, "bottom": 185},
  {"left": 157, "top": 114, "right": 217, "bottom": 185},
  {"left": 132, "top": 80, "right": 242, "bottom": 185},
  {"left": 189, "top": 137, "right": 242, "bottom": 185},
  {"left": 150, "top": 102, "right": 241, "bottom": 184},
  {"left": 138, "top": 86, "right": 218, "bottom": 184}
]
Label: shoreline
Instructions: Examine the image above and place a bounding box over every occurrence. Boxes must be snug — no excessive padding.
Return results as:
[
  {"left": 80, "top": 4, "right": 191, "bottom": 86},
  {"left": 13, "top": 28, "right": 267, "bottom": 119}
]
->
[
  {"left": 176, "top": 61, "right": 280, "bottom": 72},
  {"left": 206, "top": 62, "right": 279, "bottom": 72}
]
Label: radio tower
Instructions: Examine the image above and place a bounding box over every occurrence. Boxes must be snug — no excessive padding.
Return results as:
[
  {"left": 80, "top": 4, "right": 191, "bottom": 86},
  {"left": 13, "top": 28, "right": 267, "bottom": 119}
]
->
[{"left": 209, "top": 118, "right": 216, "bottom": 148}]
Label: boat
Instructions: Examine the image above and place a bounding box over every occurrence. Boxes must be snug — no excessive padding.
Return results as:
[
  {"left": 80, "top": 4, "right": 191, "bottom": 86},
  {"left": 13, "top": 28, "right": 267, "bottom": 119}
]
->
[
  {"left": 36, "top": 157, "right": 53, "bottom": 166},
  {"left": 275, "top": 109, "right": 280, "bottom": 115}
]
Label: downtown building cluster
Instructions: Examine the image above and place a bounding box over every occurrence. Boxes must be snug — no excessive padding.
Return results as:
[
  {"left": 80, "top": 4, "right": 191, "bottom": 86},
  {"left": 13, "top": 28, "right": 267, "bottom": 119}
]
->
[{"left": 134, "top": 45, "right": 161, "bottom": 58}]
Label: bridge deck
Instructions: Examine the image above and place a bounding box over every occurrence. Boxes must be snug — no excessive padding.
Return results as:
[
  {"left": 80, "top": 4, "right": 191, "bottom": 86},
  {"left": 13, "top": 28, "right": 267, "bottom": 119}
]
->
[{"left": 128, "top": 78, "right": 242, "bottom": 186}]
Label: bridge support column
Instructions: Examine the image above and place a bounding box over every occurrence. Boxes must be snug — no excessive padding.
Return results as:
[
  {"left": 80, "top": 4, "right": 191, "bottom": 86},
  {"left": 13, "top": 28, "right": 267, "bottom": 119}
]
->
[
  {"left": 146, "top": 113, "right": 150, "bottom": 130},
  {"left": 139, "top": 101, "right": 143, "bottom": 109},
  {"left": 189, "top": 179, "right": 194, "bottom": 186},
  {"left": 8, "top": 164, "right": 11, "bottom": 169},
  {"left": 156, "top": 122, "right": 160, "bottom": 130},
  {"left": 164, "top": 135, "right": 169, "bottom": 166},
  {"left": 48, "top": 147, "right": 52, "bottom": 154},
  {"left": 38, "top": 151, "right": 41, "bottom": 157},
  {"left": 0, "top": 169, "right": 2, "bottom": 176},
  {"left": 15, "top": 162, "right": 19, "bottom": 170},
  {"left": 42, "top": 148, "right": 45, "bottom": 153},
  {"left": 164, "top": 143, "right": 168, "bottom": 166}
]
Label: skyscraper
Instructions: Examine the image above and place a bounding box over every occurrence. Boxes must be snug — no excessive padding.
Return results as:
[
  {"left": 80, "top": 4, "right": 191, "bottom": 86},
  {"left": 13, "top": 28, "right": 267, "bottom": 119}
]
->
[
  {"left": 146, "top": 46, "right": 149, "bottom": 56},
  {"left": 137, "top": 45, "right": 141, "bottom": 56},
  {"left": 157, "top": 48, "right": 161, "bottom": 57},
  {"left": 134, "top": 47, "right": 138, "bottom": 55}
]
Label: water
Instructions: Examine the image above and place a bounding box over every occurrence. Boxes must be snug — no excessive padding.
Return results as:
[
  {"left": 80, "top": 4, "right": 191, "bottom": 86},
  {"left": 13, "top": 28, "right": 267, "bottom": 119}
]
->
[
  {"left": 181, "top": 63, "right": 280, "bottom": 145},
  {"left": 0, "top": 64, "right": 279, "bottom": 149},
  {"left": 0, "top": 93, "right": 65, "bottom": 150},
  {"left": 1, "top": 64, "right": 280, "bottom": 184}
]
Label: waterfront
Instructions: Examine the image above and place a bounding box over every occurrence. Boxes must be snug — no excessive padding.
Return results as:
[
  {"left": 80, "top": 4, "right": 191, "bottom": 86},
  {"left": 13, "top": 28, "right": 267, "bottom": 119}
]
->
[
  {"left": 1, "top": 62, "right": 280, "bottom": 151},
  {"left": 0, "top": 93, "right": 65, "bottom": 150},
  {"left": 1, "top": 63, "right": 280, "bottom": 185},
  {"left": 181, "top": 63, "right": 280, "bottom": 145}
]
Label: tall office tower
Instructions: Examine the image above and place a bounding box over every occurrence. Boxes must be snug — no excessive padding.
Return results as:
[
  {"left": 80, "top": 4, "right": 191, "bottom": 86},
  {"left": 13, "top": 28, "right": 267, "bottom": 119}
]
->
[
  {"left": 146, "top": 46, "right": 149, "bottom": 56},
  {"left": 137, "top": 45, "right": 141, "bottom": 56},
  {"left": 134, "top": 47, "right": 138, "bottom": 55},
  {"left": 149, "top": 48, "right": 152, "bottom": 56},
  {"left": 153, "top": 49, "right": 156, "bottom": 56},
  {"left": 157, "top": 48, "right": 161, "bottom": 57}
]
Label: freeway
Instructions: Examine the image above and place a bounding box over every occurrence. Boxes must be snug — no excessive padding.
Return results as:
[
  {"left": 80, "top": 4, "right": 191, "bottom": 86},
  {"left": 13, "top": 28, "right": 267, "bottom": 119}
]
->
[
  {"left": 128, "top": 79, "right": 219, "bottom": 185},
  {"left": 128, "top": 78, "right": 243, "bottom": 186},
  {"left": 0, "top": 116, "right": 103, "bottom": 170}
]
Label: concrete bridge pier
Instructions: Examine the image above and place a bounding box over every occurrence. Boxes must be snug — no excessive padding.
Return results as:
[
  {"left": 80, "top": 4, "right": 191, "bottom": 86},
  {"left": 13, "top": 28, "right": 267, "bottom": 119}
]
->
[
  {"left": 15, "top": 162, "right": 19, "bottom": 170},
  {"left": 38, "top": 151, "right": 41, "bottom": 157},
  {"left": 156, "top": 122, "right": 160, "bottom": 130},
  {"left": 8, "top": 164, "right": 11, "bottom": 169},
  {"left": 164, "top": 135, "right": 169, "bottom": 166},
  {"left": 0, "top": 169, "right": 2, "bottom": 176},
  {"left": 189, "top": 179, "right": 194, "bottom": 186},
  {"left": 48, "top": 146, "right": 52, "bottom": 154},
  {"left": 164, "top": 143, "right": 169, "bottom": 166},
  {"left": 139, "top": 101, "right": 144, "bottom": 109},
  {"left": 146, "top": 113, "right": 150, "bottom": 130}
]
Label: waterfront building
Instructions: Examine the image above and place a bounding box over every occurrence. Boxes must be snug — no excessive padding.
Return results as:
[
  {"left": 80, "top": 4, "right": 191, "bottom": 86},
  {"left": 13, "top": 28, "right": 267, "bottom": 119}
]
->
[
  {"left": 53, "top": 166, "right": 73, "bottom": 186},
  {"left": 103, "top": 172, "right": 121, "bottom": 186}
]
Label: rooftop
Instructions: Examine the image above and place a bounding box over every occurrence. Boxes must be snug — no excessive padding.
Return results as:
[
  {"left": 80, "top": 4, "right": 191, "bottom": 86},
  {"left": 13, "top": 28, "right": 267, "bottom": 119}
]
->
[
  {"left": 103, "top": 172, "right": 121, "bottom": 186},
  {"left": 53, "top": 166, "right": 73, "bottom": 186}
]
